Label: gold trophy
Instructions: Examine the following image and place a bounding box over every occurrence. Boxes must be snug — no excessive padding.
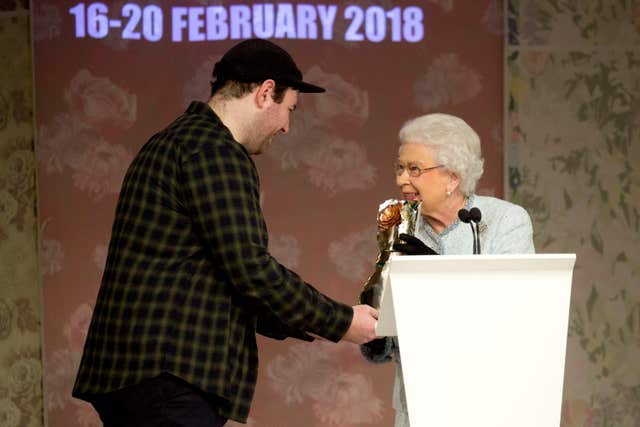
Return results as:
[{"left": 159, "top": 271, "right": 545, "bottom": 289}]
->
[{"left": 359, "top": 200, "right": 419, "bottom": 308}]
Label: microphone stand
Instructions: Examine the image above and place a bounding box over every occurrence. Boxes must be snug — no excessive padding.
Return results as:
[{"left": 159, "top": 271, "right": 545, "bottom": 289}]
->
[
  {"left": 458, "top": 208, "right": 482, "bottom": 255},
  {"left": 470, "top": 207, "right": 482, "bottom": 255}
]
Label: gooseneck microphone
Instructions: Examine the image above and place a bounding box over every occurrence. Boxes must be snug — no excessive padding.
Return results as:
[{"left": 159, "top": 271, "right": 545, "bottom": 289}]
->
[
  {"left": 469, "top": 207, "right": 482, "bottom": 254},
  {"left": 457, "top": 209, "right": 476, "bottom": 254},
  {"left": 458, "top": 208, "right": 482, "bottom": 254},
  {"left": 457, "top": 209, "right": 470, "bottom": 223}
]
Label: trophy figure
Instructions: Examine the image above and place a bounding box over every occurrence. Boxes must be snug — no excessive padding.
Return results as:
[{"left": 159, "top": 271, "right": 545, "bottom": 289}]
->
[{"left": 359, "top": 199, "right": 419, "bottom": 308}]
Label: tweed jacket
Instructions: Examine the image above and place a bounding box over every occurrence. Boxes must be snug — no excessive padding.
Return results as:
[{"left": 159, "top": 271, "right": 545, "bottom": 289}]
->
[
  {"left": 362, "top": 194, "right": 535, "bottom": 427},
  {"left": 73, "top": 101, "right": 353, "bottom": 422}
]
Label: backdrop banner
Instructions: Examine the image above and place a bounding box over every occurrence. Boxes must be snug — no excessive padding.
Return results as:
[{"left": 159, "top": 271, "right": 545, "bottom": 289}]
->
[{"left": 32, "top": 1, "right": 503, "bottom": 426}]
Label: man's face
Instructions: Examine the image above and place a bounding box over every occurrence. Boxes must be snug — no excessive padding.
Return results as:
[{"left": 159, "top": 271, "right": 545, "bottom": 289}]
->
[{"left": 252, "top": 88, "right": 298, "bottom": 155}]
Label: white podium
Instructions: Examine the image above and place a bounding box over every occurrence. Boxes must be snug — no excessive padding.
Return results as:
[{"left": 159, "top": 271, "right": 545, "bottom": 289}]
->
[{"left": 376, "top": 254, "right": 576, "bottom": 427}]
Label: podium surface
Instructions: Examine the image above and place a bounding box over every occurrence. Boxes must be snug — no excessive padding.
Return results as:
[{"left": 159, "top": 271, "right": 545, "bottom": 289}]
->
[{"left": 376, "top": 254, "right": 575, "bottom": 427}]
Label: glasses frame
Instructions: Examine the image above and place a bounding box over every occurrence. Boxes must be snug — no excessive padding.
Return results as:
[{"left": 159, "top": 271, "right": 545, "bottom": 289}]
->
[{"left": 394, "top": 163, "right": 444, "bottom": 178}]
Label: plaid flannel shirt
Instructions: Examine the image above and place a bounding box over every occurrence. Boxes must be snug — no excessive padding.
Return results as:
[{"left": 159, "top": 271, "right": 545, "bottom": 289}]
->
[{"left": 73, "top": 101, "right": 353, "bottom": 422}]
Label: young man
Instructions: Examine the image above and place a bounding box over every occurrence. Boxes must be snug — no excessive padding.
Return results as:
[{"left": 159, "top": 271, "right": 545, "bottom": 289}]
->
[{"left": 72, "top": 39, "right": 378, "bottom": 426}]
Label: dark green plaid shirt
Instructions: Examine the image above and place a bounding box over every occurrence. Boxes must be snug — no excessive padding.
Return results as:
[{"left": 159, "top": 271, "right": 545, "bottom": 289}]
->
[{"left": 73, "top": 101, "right": 353, "bottom": 422}]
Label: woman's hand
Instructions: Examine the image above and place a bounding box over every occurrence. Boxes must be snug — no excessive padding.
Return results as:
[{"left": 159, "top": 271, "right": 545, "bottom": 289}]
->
[{"left": 392, "top": 233, "right": 438, "bottom": 255}]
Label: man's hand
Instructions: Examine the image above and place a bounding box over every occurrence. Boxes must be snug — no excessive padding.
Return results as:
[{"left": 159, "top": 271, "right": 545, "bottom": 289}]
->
[{"left": 342, "top": 304, "right": 379, "bottom": 344}]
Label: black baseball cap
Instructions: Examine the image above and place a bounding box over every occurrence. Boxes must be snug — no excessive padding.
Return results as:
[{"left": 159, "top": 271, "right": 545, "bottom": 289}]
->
[{"left": 212, "top": 39, "right": 325, "bottom": 93}]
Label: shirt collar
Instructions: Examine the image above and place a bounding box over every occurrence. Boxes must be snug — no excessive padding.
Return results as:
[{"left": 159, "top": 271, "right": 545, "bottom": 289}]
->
[{"left": 186, "top": 100, "right": 219, "bottom": 122}]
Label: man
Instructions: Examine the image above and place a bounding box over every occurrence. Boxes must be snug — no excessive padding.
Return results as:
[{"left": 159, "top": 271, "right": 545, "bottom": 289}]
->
[{"left": 72, "top": 39, "right": 378, "bottom": 426}]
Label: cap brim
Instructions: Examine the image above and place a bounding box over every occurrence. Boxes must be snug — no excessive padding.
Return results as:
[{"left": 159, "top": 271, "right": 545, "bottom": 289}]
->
[
  {"left": 282, "top": 79, "right": 326, "bottom": 93},
  {"left": 297, "top": 81, "right": 326, "bottom": 93}
]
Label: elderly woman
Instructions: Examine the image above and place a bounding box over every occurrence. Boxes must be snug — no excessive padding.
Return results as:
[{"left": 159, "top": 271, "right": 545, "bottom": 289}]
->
[{"left": 361, "top": 113, "right": 535, "bottom": 427}]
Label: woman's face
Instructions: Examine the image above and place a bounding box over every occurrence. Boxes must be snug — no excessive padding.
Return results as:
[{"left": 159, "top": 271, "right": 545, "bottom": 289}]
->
[{"left": 395, "top": 143, "right": 453, "bottom": 215}]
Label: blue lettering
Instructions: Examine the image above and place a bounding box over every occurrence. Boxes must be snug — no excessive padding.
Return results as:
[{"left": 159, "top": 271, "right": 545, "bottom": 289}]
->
[
  {"left": 188, "top": 7, "right": 205, "bottom": 41},
  {"left": 275, "top": 3, "right": 296, "bottom": 39},
  {"left": 317, "top": 5, "right": 337, "bottom": 40},
  {"left": 297, "top": 4, "right": 318, "bottom": 40},
  {"left": 229, "top": 5, "right": 251, "bottom": 39},
  {"left": 253, "top": 4, "right": 275, "bottom": 39},
  {"left": 206, "top": 6, "right": 228, "bottom": 40}
]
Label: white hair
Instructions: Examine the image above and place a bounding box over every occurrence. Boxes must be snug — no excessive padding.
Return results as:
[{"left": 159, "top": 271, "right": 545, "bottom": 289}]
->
[{"left": 398, "top": 113, "right": 484, "bottom": 196}]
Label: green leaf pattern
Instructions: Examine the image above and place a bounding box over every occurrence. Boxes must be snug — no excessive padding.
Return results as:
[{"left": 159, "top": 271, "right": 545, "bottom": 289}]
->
[{"left": 508, "top": 1, "right": 640, "bottom": 425}]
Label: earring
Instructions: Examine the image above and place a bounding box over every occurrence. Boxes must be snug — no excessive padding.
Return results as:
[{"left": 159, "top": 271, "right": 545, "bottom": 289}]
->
[{"left": 446, "top": 190, "right": 451, "bottom": 196}]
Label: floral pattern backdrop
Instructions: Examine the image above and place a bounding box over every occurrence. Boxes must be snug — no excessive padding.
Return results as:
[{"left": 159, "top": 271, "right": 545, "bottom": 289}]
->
[
  {"left": 0, "top": 2, "right": 44, "bottom": 427},
  {"left": 507, "top": 1, "right": 640, "bottom": 426},
  {"left": 30, "top": 0, "right": 503, "bottom": 426}
]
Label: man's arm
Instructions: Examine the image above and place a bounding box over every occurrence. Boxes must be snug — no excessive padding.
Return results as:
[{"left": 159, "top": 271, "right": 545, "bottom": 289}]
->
[
  {"left": 181, "top": 138, "right": 361, "bottom": 342},
  {"left": 255, "top": 306, "right": 314, "bottom": 342}
]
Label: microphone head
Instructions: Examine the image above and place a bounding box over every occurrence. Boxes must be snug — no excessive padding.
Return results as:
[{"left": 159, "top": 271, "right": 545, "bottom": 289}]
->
[
  {"left": 458, "top": 209, "right": 471, "bottom": 223},
  {"left": 469, "top": 207, "right": 482, "bottom": 223}
]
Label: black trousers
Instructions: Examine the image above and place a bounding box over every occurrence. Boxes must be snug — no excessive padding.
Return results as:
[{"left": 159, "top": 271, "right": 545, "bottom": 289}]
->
[{"left": 90, "top": 373, "right": 227, "bottom": 427}]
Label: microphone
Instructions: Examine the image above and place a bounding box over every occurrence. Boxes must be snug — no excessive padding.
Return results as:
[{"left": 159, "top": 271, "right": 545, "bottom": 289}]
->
[
  {"left": 458, "top": 208, "right": 481, "bottom": 254},
  {"left": 469, "top": 208, "right": 482, "bottom": 254},
  {"left": 469, "top": 207, "right": 481, "bottom": 223},
  {"left": 457, "top": 209, "right": 476, "bottom": 254},
  {"left": 458, "top": 208, "right": 471, "bottom": 223}
]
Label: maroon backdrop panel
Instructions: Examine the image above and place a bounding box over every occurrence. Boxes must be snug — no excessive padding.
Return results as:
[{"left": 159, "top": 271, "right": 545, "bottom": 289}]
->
[{"left": 33, "top": 1, "right": 503, "bottom": 425}]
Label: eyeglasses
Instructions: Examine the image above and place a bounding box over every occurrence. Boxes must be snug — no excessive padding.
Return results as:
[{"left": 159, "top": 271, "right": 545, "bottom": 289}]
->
[{"left": 394, "top": 162, "right": 444, "bottom": 177}]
